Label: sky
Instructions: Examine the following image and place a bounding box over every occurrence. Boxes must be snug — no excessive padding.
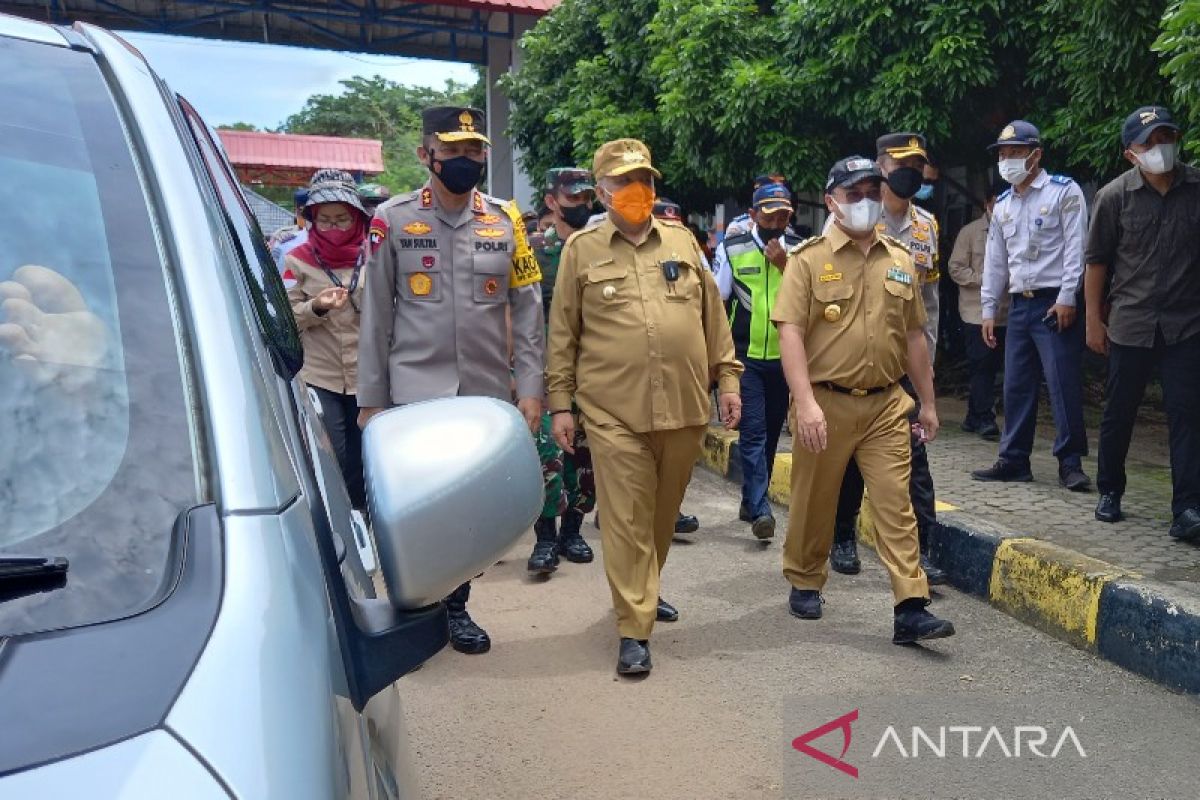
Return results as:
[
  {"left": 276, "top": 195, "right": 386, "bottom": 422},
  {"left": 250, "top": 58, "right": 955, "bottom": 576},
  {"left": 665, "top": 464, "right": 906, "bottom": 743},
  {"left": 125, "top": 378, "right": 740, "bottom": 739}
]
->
[{"left": 121, "top": 31, "right": 477, "bottom": 130}]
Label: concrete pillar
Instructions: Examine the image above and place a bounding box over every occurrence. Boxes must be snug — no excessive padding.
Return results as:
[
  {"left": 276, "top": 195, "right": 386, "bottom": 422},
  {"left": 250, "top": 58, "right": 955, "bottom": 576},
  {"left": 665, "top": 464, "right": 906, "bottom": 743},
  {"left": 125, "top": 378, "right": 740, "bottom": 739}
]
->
[
  {"left": 485, "top": 13, "right": 537, "bottom": 209},
  {"left": 509, "top": 15, "right": 536, "bottom": 211}
]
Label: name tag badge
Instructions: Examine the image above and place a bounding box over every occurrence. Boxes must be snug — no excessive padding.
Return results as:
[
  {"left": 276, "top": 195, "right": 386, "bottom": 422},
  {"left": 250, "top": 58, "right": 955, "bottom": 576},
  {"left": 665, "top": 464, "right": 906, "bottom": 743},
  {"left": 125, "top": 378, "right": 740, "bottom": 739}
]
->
[
  {"left": 818, "top": 272, "right": 842, "bottom": 282},
  {"left": 886, "top": 267, "right": 912, "bottom": 285},
  {"left": 738, "top": 266, "right": 762, "bottom": 276}
]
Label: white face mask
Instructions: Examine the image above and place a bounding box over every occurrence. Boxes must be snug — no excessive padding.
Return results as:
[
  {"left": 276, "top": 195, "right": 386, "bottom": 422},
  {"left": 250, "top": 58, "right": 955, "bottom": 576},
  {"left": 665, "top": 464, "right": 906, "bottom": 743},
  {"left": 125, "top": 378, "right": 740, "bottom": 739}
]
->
[
  {"left": 998, "top": 155, "right": 1033, "bottom": 185},
  {"left": 1134, "top": 142, "right": 1178, "bottom": 175},
  {"left": 834, "top": 198, "right": 882, "bottom": 233}
]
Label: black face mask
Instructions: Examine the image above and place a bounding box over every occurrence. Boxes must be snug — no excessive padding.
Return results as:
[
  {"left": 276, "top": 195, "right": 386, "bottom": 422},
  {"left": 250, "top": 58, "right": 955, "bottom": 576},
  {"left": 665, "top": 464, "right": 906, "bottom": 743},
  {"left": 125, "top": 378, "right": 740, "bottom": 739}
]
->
[
  {"left": 758, "top": 226, "right": 786, "bottom": 242},
  {"left": 559, "top": 203, "right": 593, "bottom": 230},
  {"left": 430, "top": 156, "right": 486, "bottom": 195},
  {"left": 885, "top": 166, "right": 923, "bottom": 199}
]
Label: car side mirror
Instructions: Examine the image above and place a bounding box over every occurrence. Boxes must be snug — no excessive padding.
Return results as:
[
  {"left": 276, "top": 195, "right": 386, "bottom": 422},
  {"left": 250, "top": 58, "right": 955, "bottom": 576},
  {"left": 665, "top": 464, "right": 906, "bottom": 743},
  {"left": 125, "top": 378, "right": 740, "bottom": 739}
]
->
[{"left": 362, "top": 397, "right": 542, "bottom": 610}]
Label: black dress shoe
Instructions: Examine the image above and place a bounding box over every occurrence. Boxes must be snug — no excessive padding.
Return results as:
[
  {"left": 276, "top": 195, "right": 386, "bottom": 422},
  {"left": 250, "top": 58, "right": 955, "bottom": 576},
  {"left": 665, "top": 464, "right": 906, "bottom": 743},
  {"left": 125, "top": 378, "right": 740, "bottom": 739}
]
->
[
  {"left": 738, "top": 502, "right": 754, "bottom": 522},
  {"left": 830, "top": 540, "right": 861, "bottom": 575},
  {"left": 527, "top": 540, "right": 559, "bottom": 574},
  {"left": 675, "top": 513, "right": 700, "bottom": 534},
  {"left": 656, "top": 597, "right": 679, "bottom": 622},
  {"left": 1059, "top": 464, "right": 1092, "bottom": 493},
  {"left": 1095, "top": 493, "right": 1123, "bottom": 523},
  {"left": 617, "top": 637, "right": 652, "bottom": 675},
  {"left": 448, "top": 610, "right": 491, "bottom": 654},
  {"left": 978, "top": 421, "right": 1001, "bottom": 441},
  {"left": 971, "top": 459, "right": 1033, "bottom": 482},
  {"left": 921, "top": 553, "right": 947, "bottom": 586},
  {"left": 789, "top": 588, "right": 823, "bottom": 619},
  {"left": 751, "top": 514, "right": 776, "bottom": 540},
  {"left": 557, "top": 510, "right": 595, "bottom": 563},
  {"left": 893, "top": 598, "right": 955, "bottom": 644},
  {"left": 1169, "top": 508, "right": 1200, "bottom": 542}
]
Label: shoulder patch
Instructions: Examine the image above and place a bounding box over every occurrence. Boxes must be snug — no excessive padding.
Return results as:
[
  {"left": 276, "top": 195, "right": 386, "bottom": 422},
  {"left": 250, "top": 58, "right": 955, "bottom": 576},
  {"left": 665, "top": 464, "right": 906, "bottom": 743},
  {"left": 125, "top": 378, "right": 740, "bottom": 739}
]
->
[
  {"left": 1049, "top": 174, "right": 1072, "bottom": 185},
  {"left": 787, "top": 235, "right": 822, "bottom": 255}
]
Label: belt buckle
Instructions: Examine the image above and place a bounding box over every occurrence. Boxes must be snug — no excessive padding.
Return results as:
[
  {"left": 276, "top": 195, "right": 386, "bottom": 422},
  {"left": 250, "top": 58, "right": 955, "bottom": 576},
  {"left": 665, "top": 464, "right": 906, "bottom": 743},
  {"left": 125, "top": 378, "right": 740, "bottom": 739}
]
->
[
  {"left": 850, "top": 388, "right": 868, "bottom": 397},
  {"left": 1021, "top": 290, "right": 1035, "bottom": 298}
]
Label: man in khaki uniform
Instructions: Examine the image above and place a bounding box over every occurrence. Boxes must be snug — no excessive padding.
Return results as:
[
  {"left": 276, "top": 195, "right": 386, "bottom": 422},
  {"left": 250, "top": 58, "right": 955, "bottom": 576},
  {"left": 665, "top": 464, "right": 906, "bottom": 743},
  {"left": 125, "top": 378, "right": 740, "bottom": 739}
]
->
[
  {"left": 547, "top": 138, "right": 742, "bottom": 675},
  {"left": 357, "top": 105, "right": 544, "bottom": 655},
  {"left": 772, "top": 156, "right": 955, "bottom": 644}
]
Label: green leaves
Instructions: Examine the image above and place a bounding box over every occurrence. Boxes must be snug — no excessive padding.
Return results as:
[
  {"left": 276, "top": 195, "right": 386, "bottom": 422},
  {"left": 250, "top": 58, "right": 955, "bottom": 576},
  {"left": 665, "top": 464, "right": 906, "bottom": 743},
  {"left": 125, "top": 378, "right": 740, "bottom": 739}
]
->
[{"left": 508, "top": 0, "right": 1198, "bottom": 204}]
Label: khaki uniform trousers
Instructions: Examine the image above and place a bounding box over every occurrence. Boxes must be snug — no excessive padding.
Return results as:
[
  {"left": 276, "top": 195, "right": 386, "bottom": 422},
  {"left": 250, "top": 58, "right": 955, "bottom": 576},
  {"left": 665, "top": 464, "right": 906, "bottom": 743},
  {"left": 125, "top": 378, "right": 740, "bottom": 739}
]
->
[
  {"left": 783, "top": 384, "right": 929, "bottom": 602},
  {"left": 583, "top": 417, "right": 707, "bottom": 640}
]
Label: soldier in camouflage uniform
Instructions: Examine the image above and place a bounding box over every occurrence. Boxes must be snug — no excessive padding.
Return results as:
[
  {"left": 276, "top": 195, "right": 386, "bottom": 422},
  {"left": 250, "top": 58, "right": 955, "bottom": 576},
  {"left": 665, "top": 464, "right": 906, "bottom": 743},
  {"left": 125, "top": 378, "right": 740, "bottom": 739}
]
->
[{"left": 528, "top": 168, "right": 598, "bottom": 574}]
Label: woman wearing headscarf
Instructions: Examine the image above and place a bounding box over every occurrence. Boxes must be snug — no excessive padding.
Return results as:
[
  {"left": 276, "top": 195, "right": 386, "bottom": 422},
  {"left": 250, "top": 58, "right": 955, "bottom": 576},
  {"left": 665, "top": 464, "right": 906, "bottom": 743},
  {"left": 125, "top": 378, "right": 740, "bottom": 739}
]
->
[{"left": 286, "top": 169, "right": 370, "bottom": 509}]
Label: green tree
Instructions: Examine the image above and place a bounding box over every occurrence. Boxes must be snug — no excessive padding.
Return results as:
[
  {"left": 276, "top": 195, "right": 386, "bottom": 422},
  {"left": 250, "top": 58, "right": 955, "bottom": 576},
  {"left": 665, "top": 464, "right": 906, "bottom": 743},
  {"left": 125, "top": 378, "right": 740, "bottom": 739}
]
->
[
  {"left": 221, "top": 121, "right": 260, "bottom": 131},
  {"left": 507, "top": 0, "right": 1182, "bottom": 205},
  {"left": 282, "top": 74, "right": 482, "bottom": 192},
  {"left": 1156, "top": 0, "right": 1200, "bottom": 151}
]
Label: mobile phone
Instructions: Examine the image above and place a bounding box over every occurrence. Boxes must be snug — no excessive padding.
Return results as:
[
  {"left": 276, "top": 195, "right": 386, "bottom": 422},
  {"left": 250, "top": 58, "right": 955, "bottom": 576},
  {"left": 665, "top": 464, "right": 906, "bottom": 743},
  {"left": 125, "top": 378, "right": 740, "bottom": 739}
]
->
[{"left": 1043, "top": 311, "right": 1059, "bottom": 332}]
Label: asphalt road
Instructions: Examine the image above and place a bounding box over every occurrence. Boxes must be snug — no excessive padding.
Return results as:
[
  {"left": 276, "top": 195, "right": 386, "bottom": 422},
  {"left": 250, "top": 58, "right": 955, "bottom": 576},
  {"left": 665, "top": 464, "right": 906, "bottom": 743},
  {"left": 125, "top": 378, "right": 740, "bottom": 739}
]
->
[{"left": 402, "top": 468, "right": 1200, "bottom": 800}]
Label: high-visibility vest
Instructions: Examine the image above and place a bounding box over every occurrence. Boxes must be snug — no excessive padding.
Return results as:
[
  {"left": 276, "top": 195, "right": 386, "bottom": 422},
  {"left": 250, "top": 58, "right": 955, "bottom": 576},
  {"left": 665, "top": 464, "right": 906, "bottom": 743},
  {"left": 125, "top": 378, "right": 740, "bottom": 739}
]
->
[{"left": 725, "top": 230, "right": 801, "bottom": 360}]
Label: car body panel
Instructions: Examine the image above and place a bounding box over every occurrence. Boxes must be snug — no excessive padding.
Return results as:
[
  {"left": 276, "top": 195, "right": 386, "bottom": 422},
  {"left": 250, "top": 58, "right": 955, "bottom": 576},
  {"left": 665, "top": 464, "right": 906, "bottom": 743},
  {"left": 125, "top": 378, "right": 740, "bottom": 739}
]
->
[{"left": 0, "top": 731, "right": 228, "bottom": 800}]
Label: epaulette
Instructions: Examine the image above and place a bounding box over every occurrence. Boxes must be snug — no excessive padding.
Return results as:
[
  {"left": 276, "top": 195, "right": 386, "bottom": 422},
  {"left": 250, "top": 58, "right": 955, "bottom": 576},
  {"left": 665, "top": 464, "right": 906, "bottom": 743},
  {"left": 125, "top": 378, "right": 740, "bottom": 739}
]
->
[
  {"left": 997, "top": 188, "right": 1012, "bottom": 202},
  {"left": 1049, "top": 174, "right": 1072, "bottom": 185},
  {"left": 912, "top": 204, "right": 937, "bottom": 224},
  {"left": 787, "top": 235, "right": 822, "bottom": 255},
  {"left": 879, "top": 233, "right": 907, "bottom": 250},
  {"left": 658, "top": 217, "right": 689, "bottom": 229},
  {"left": 481, "top": 192, "right": 509, "bottom": 208}
]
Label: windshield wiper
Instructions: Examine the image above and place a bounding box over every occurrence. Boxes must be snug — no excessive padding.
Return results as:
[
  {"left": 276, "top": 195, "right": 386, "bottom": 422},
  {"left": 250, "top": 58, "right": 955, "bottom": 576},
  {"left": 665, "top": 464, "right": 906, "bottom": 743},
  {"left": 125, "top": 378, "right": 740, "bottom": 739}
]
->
[{"left": 0, "top": 556, "right": 69, "bottom": 603}]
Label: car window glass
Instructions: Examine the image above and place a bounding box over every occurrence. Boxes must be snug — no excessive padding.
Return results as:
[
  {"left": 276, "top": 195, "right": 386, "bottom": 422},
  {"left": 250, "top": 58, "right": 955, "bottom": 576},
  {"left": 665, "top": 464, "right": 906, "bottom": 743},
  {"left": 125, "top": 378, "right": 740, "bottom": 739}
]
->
[{"left": 0, "top": 38, "right": 198, "bottom": 635}]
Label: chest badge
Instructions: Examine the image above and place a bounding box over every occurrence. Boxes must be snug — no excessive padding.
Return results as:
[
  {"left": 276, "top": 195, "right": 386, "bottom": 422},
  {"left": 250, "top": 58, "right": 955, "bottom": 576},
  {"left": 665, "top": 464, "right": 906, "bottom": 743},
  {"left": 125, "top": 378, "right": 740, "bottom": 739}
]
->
[
  {"left": 886, "top": 267, "right": 913, "bottom": 285},
  {"left": 475, "top": 227, "right": 505, "bottom": 238},
  {"left": 422, "top": 255, "right": 435, "bottom": 269},
  {"left": 409, "top": 272, "right": 433, "bottom": 296},
  {"left": 483, "top": 278, "right": 500, "bottom": 296},
  {"left": 403, "top": 221, "right": 432, "bottom": 236},
  {"left": 602, "top": 285, "right": 617, "bottom": 300},
  {"left": 824, "top": 304, "right": 842, "bottom": 323},
  {"left": 475, "top": 213, "right": 502, "bottom": 224}
]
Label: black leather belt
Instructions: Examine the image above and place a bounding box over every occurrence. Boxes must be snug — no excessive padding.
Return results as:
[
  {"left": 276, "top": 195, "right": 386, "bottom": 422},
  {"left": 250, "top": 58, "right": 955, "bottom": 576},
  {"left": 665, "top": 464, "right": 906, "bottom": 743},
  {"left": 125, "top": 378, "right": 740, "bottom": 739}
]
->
[
  {"left": 821, "top": 381, "right": 894, "bottom": 397},
  {"left": 1011, "top": 287, "right": 1058, "bottom": 300}
]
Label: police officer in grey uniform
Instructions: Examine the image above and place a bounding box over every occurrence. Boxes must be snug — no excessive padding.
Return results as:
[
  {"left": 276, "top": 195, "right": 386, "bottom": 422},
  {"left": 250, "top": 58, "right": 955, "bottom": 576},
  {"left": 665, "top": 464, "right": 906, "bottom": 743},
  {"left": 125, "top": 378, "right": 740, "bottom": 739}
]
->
[
  {"left": 971, "top": 120, "right": 1090, "bottom": 491},
  {"left": 829, "top": 133, "right": 945, "bottom": 584},
  {"left": 357, "top": 105, "right": 545, "bottom": 655}
]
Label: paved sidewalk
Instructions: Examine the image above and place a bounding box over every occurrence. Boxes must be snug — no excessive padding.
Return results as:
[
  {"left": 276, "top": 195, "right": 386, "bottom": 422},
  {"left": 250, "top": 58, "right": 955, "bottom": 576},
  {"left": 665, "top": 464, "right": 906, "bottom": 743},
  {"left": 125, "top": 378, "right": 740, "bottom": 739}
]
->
[{"left": 702, "top": 394, "right": 1200, "bottom": 692}]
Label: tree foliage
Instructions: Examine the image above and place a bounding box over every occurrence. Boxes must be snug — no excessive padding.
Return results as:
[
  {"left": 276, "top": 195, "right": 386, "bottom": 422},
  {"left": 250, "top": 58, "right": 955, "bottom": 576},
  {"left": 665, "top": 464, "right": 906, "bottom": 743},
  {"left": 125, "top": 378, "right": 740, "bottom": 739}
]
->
[
  {"left": 507, "top": 0, "right": 1188, "bottom": 205},
  {"left": 281, "top": 72, "right": 484, "bottom": 192},
  {"left": 1157, "top": 0, "right": 1200, "bottom": 152}
]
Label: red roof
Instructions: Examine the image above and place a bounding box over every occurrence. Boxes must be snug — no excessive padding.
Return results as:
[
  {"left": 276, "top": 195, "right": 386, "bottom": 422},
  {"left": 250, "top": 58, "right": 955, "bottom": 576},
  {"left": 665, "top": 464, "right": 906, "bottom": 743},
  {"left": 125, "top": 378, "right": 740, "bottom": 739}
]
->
[
  {"left": 217, "top": 130, "right": 385, "bottom": 175},
  {"left": 428, "top": 0, "right": 560, "bottom": 12}
]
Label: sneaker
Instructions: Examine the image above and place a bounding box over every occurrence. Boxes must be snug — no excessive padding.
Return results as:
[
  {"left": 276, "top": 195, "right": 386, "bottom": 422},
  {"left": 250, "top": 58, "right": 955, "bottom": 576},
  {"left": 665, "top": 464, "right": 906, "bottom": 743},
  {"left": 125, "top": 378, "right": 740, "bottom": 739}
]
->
[
  {"left": 751, "top": 514, "right": 776, "bottom": 540},
  {"left": 1095, "top": 493, "right": 1123, "bottom": 523},
  {"left": 1169, "top": 508, "right": 1200, "bottom": 542},
  {"left": 1059, "top": 464, "right": 1092, "bottom": 493},
  {"left": 893, "top": 598, "right": 955, "bottom": 644},
  {"left": 977, "top": 421, "right": 1001, "bottom": 441},
  {"left": 971, "top": 459, "right": 1033, "bottom": 482},
  {"left": 829, "top": 540, "right": 861, "bottom": 575}
]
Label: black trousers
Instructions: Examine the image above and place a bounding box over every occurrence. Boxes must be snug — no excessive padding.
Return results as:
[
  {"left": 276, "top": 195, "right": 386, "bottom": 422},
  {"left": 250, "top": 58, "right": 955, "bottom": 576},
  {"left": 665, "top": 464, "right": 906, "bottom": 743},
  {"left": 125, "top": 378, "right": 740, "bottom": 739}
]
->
[
  {"left": 312, "top": 386, "right": 366, "bottom": 510},
  {"left": 963, "top": 322, "right": 1006, "bottom": 426},
  {"left": 1097, "top": 331, "right": 1200, "bottom": 516},
  {"left": 834, "top": 377, "right": 937, "bottom": 544}
]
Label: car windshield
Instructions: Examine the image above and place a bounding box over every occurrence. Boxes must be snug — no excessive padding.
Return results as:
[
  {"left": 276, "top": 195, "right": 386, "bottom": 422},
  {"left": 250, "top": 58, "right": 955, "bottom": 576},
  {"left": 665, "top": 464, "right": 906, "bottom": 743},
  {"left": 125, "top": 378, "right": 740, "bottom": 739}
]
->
[{"left": 0, "top": 36, "right": 198, "bottom": 635}]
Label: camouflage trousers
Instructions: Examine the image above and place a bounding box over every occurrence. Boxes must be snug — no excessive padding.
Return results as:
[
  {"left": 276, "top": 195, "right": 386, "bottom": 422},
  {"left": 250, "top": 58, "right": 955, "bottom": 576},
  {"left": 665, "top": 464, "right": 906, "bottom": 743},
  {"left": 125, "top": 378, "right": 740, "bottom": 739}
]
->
[{"left": 537, "top": 411, "right": 596, "bottom": 520}]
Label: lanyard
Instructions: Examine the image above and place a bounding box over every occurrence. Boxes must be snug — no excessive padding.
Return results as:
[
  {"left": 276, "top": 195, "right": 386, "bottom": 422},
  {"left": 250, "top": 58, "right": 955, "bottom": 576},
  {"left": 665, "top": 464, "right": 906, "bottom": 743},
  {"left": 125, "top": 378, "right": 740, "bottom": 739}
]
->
[{"left": 312, "top": 245, "right": 365, "bottom": 313}]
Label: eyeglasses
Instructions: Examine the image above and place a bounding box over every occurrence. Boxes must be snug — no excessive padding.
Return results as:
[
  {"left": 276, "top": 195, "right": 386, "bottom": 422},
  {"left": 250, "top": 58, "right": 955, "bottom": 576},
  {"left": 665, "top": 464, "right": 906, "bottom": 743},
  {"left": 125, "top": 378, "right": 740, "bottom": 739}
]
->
[{"left": 839, "top": 187, "right": 882, "bottom": 203}]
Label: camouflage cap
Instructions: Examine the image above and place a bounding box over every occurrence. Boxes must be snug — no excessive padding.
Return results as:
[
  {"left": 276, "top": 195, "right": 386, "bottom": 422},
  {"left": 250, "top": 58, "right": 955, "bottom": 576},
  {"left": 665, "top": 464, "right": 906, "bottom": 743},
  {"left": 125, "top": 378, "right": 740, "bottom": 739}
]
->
[
  {"left": 592, "top": 138, "right": 662, "bottom": 181},
  {"left": 304, "top": 168, "right": 366, "bottom": 217},
  {"left": 545, "top": 167, "right": 595, "bottom": 196},
  {"left": 357, "top": 183, "right": 392, "bottom": 202}
]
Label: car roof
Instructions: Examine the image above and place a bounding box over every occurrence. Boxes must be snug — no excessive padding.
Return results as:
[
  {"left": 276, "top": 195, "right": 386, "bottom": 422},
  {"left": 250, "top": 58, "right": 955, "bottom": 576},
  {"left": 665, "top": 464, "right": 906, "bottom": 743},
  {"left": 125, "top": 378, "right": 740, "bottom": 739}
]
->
[{"left": 0, "top": 12, "right": 72, "bottom": 46}]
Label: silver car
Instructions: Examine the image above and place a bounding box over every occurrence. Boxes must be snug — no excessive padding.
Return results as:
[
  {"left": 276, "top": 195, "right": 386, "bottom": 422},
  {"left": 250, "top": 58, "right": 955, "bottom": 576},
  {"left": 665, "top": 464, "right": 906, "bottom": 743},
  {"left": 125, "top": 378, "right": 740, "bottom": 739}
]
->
[{"left": 0, "top": 14, "right": 539, "bottom": 798}]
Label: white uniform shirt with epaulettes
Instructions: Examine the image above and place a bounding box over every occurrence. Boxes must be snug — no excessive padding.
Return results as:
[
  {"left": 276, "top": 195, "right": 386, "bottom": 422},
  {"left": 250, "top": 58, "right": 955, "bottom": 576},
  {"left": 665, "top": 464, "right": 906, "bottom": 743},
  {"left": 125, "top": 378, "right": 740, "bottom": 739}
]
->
[
  {"left": 356, "top": 183, "right": 544, "bottom": 408},
  {"left": 980, "top": 170, "right": 1087, "bottom": 321}
]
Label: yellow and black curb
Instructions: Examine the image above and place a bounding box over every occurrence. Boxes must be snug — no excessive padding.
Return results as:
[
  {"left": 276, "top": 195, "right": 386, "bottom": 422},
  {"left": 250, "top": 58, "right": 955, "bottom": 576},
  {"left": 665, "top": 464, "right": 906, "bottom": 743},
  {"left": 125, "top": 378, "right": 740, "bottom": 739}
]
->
[{"left": 700, "top": 426, "right": 1200, "bottom": 694}]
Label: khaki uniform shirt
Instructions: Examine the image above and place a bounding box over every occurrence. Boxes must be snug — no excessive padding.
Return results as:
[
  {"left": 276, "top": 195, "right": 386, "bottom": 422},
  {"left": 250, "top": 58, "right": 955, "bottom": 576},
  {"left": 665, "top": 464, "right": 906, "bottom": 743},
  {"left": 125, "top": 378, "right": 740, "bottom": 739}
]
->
[
  {"left": 547, "top": 216, "right": 742, "bottom": 433},
  {"left": 357, "top": 184, "right": 544, "bottom": 407},
  {"left": 948, "top": 215, "right": 1009, "bottom": 326},
  {"left": 771, "top": 225, "right": 926, "bottom": 389},
  {"left": 286, "top": 252, "right": 363, "bottom": 395}
]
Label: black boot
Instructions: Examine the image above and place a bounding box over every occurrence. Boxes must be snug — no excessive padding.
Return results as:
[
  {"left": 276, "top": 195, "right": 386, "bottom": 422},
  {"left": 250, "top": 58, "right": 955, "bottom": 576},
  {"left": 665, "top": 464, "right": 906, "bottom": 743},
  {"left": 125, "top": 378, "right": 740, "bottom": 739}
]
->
[
  {"left": 829, "top": 519, "right": 861, "bottom": 575},
  {"left": 893, "top": 597, "right": 955, "bottom": 644},
  {"left": 528, "top": 517, "right": 560, "bottom": 574},
  {"left": 557, "top": 510, "right": 595, "bottom": 563},
  {"left": 617, "top": 637, "right": 652, "bottom": 675},
  {"left": 918, "top": 525, "right": 946, "bottom": 586},
  {"left": 446, "top": 582, "right": 491, "bottom": 654}
]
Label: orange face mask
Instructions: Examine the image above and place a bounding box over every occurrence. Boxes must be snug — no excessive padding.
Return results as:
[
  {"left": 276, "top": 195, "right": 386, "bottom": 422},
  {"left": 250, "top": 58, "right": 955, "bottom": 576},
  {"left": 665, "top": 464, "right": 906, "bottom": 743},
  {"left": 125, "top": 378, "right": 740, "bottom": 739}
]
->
[{"left": 607, "top": 181, "right": 655, "bottom": 226}]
